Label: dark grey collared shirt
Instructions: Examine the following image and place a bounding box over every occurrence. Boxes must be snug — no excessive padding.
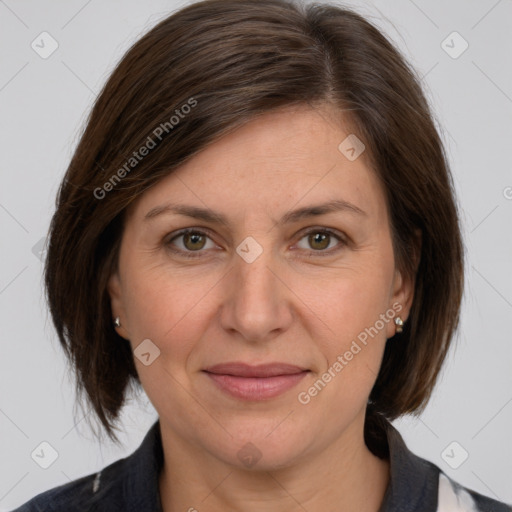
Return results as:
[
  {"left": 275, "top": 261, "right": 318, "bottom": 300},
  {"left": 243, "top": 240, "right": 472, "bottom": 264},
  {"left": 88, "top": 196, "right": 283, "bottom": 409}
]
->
[{"left": 12, "top": 418, "right": 512, "bottom": 511}]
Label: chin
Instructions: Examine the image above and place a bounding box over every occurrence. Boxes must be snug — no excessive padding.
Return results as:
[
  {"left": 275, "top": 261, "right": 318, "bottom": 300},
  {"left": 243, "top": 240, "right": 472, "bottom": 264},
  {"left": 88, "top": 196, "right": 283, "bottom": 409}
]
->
[{"left": 211, "top": 421, "right": 311, "bottom": 471}]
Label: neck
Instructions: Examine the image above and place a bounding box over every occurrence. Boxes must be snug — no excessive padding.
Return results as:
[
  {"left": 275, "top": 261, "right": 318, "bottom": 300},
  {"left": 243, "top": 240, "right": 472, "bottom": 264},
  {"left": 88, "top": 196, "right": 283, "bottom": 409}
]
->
[{"left": 158, "top": 413, "right": 390, "bottom": 512}]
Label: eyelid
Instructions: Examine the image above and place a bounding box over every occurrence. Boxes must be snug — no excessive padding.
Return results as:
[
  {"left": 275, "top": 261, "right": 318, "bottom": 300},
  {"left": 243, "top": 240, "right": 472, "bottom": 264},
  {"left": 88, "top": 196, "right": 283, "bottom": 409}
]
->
[{"left": 294, "top": 225, "right": 347, "bottom": 243}]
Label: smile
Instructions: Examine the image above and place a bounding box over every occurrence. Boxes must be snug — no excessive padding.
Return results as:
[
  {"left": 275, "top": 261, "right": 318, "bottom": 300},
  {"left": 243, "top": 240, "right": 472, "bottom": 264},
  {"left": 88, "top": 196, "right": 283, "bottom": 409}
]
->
[{"left": 202, "top": 362, "right": 310, "bottom": 400}]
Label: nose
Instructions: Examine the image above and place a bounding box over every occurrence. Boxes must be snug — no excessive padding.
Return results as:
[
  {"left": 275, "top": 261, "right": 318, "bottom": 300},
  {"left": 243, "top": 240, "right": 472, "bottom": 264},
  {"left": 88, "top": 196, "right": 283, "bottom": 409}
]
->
[{"left": 219, "top": 242, "right": 293, "bottom": 343}]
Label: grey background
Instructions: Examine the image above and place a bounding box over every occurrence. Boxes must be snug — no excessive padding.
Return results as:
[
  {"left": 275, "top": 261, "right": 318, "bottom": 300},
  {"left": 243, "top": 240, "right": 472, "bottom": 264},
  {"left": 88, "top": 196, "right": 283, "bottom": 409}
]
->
[{"left": 1, "top": 0, "right": 511, "bottom": 508}]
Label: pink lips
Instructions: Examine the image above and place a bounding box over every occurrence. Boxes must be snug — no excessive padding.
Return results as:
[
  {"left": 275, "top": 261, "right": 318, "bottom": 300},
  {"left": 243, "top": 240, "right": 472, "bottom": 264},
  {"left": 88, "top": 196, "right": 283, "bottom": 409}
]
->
[{"left": 203, "top": 362, "right": 309, "bottom": 400}]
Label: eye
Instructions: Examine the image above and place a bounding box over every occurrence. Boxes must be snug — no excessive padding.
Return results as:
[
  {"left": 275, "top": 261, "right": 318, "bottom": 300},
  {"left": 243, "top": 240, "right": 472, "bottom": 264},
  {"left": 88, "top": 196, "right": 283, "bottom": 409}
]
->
[
  {"left": 294, "top": 228, "right": 346, "bottom": 255},
  {"left": 164, "top": 227, "right": 347, "bottom": 259},
  {"left": 165, "top": 229, "right": 217, "bottom": 257}
]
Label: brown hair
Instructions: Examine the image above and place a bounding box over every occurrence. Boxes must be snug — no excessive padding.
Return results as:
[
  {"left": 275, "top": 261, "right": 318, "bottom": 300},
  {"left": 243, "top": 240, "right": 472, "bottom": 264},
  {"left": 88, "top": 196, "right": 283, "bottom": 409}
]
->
[{"left": 44, "top": 0, "right": 464, "bottom": 444}]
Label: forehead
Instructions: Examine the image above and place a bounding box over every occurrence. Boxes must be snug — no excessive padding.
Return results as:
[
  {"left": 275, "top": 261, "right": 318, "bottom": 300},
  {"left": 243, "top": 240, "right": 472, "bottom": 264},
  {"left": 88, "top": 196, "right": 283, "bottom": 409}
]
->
[{"left": 130, "top": 105, "right": 386, "bottom": 222}]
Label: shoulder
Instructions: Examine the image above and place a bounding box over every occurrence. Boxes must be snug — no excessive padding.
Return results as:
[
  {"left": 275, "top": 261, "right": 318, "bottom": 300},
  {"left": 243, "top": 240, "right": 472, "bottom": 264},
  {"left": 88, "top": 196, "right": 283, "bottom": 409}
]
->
[
  {"left": 373, "top": 416, "right": 512, "bottom": 512},
  {"left": 10, "top": 457, "right": 128, "bottom": 512},
  {"left": 437, "top": 472, "right": 512, "bottom": 512},
  {"left": 10, "top": 420, "right": 163, "bottom": 512}
]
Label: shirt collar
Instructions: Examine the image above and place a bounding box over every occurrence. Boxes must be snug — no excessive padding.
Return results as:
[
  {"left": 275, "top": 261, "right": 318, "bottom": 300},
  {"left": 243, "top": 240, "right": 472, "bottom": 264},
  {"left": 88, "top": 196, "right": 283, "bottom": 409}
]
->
[
  {"left": 123, "top": 420, "right": 164, "bottom": 512},
  {"left": 377, "top": 419, "right": 439, "bottom": 512}
]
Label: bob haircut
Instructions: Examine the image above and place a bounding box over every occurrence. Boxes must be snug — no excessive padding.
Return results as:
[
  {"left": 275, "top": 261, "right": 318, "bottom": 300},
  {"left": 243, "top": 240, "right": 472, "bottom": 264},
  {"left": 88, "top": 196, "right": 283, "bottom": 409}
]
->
[{"left": 45, "top": 0, "right": 464, "bottom": 444}]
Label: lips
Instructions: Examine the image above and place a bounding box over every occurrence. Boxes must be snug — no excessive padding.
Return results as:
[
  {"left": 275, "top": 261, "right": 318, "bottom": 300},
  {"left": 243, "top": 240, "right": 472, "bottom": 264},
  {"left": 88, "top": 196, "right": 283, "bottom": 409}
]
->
[
  {"left": 202, "top": 362, "right": 310, "bottom": 400},
  {"left": 203, "top": 362, "right": 308, "bottom": 378}
]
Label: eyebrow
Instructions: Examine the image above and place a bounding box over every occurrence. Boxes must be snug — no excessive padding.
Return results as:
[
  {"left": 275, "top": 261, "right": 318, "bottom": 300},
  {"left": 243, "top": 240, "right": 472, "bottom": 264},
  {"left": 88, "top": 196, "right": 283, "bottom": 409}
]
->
[{"left": 143, "top": 199, "right": 367, "bottom": 226}]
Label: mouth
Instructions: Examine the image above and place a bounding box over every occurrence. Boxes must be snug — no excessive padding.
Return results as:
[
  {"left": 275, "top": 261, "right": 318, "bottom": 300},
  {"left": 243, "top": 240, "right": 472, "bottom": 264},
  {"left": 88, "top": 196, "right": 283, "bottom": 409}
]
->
[{"left": 202, "top": 362, "right": 310, "bottom": 401}]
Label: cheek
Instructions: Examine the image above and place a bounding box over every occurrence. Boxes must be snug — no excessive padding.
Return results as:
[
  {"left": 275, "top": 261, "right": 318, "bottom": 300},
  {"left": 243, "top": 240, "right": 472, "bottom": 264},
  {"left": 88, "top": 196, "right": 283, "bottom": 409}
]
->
[
  {"left": 295, "top": 265, "right": 393, "bottom": 406},
  {"left": 306, "top": 265, "right": 393, "bottom": 345},
  {"left": 119, "top": 270, "right": 207, "bottom": 419},
  {"left": 121, "top": 262, "right": 219, "bottom": 362}
]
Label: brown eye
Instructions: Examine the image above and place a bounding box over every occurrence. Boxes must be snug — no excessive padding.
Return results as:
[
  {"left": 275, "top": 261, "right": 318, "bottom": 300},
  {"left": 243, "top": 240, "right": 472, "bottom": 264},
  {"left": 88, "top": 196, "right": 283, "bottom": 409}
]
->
[
  {"left": 182, "top": 232, "right": 207, "bottom": 251},
  {"left": 166, "top": 229, "right": 216, "bottom": 257},
  {"left": 295, "top": 228, "right": 345, "bottom": 256},
  {"left": 308, "top": 232, "right": 330, "bottom": 250}
]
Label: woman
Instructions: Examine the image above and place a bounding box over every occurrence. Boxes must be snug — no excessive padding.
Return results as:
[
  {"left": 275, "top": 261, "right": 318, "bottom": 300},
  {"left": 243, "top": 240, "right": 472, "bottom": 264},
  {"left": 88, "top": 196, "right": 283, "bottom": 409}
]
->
[{"left": 13, "top": 0, "right": 511, "bottom": 510}]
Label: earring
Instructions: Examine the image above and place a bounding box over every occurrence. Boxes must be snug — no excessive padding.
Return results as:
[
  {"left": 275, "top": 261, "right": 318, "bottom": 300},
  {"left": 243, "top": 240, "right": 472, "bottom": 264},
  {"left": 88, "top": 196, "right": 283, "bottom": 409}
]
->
[
  {"left": 114, "top": 317, "right": 121, "bottom": 328},
  {"left": 394, "top": 317, "right": 404, "bottom": 333}
]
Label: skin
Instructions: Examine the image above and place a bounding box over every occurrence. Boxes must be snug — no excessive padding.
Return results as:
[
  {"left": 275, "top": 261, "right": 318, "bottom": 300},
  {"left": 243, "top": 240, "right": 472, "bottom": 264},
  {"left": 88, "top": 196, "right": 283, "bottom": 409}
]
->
[{"left": 108, "top": 104, "right": 417, "bottom": 512}]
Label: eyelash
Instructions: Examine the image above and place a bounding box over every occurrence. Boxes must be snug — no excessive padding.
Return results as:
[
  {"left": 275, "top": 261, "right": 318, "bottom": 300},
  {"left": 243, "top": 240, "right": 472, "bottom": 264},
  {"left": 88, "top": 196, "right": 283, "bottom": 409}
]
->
[{"left": 164, "top": 227, "right": 347, "bottom": 259}]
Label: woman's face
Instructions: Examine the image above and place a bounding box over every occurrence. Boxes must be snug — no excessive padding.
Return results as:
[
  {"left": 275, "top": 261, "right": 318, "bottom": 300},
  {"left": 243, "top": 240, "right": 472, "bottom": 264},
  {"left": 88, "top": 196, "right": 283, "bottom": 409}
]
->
[{"left": 109, "top": 105, "right": 414, "bottom": 469}]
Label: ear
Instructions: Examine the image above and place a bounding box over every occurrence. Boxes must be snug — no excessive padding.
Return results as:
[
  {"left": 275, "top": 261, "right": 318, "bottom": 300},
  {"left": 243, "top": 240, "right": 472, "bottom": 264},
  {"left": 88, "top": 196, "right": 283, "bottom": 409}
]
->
[
  {"left": 107, "top": 271, "right": 130, "bottom": 340},
  {"left": 386, "top": 229, "right": 422, "bottom": 338}
]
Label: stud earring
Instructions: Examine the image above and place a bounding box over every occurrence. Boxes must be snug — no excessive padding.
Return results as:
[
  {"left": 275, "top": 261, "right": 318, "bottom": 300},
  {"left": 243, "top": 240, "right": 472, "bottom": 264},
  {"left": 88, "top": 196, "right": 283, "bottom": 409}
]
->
[
  {"left": 394, "top": 316, "right": 404, "bottom": 333},
  {"left": 114, "top": 317, "right": 121, "bottom": 328}
]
